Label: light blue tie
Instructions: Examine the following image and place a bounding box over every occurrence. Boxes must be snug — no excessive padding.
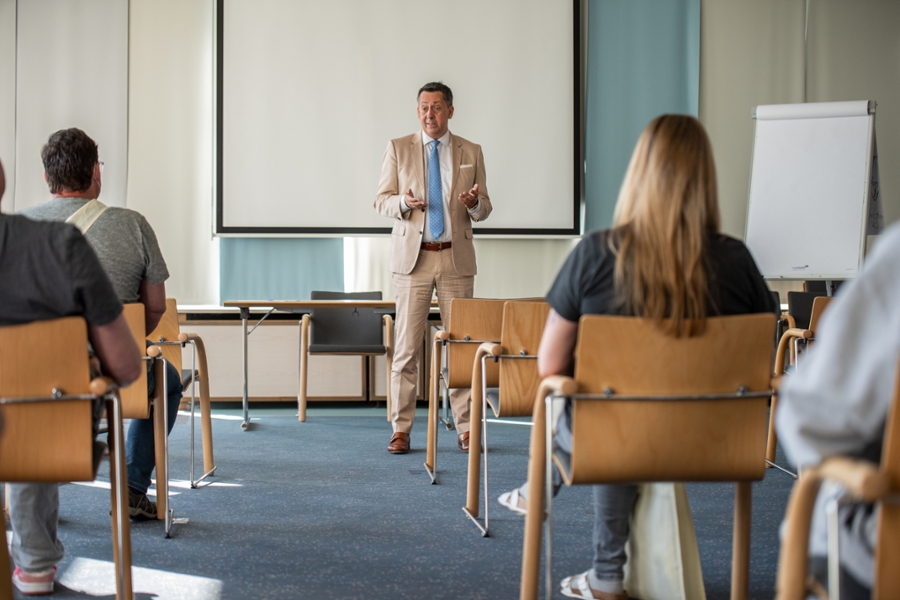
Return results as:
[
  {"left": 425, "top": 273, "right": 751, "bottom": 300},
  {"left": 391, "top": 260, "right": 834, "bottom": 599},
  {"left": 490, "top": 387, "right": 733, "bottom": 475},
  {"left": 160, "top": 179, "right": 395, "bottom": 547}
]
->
[{"left": 428, "top": 140, "right": 444, "bottom": 239}]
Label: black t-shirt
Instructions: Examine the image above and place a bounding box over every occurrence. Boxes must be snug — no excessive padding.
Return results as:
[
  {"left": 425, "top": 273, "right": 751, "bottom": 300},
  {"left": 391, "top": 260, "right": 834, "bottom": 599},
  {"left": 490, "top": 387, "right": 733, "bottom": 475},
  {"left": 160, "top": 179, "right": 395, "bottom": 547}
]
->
[
  {"left": 547, "top": 229, "right": 775, "bottom": 322},
  {"left": 0, "top": 214, "right": 122, "bottom": 326}
]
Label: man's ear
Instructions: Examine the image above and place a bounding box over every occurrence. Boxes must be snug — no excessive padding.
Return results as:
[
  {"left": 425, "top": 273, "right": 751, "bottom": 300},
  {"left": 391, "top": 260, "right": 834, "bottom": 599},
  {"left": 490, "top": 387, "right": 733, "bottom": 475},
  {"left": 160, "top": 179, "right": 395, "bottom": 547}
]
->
[{"left": 43, "top": 171, "right": 49, "bottom": 184}]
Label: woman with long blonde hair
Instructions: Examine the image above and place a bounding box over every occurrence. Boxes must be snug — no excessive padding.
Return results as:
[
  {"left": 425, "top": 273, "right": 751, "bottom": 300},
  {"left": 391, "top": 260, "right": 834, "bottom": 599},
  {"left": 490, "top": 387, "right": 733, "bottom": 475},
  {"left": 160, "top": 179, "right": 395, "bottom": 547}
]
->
[{"left": 500, "top": 115, "right": 775, "bottom": 599}]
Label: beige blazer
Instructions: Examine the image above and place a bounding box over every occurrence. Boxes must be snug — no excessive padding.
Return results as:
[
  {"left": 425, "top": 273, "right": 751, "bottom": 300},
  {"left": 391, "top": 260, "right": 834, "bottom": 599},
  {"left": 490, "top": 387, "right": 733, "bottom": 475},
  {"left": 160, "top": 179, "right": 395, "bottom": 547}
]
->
[{"left": 374, "top": 132, "right": 492, "bottom": 276}]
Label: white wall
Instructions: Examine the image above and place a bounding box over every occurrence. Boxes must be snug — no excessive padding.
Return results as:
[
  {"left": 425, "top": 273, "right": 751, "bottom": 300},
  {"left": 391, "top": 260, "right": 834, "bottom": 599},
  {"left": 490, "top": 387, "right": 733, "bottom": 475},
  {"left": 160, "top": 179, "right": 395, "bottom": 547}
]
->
[
  {"left": 807, "top": 0, "right": 900, "bottom": 225},
  {"left": 699, "top": 0, "right": 806, "bottom": 240},
  {"left": 0, "top": 0, "right": 15, "bottom": 213},
  {"left": 344, "top": 237, "right": 577, "bottom": 300},
  {"left": 127, "top": 0, "right": 218, "bottom": 305}
]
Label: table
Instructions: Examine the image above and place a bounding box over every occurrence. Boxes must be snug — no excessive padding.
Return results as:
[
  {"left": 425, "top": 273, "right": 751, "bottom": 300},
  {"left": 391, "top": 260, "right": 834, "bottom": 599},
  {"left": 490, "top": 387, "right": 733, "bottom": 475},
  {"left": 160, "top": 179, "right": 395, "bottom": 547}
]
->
[{"left": 222, "top": 300, "right": 400, "bottom": 430}]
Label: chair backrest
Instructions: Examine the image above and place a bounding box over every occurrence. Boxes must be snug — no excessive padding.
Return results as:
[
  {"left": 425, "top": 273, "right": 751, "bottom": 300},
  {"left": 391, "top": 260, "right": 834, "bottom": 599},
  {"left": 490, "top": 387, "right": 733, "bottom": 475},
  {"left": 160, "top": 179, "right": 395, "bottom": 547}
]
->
[
  {"left": 148, "top": 298, "right": 182, "bottom": 373},
  {"left": 564, "top": 314, "right": 775, "bottom": 485},
  {"left": 807, "top": 296, "right": 832, "bottom": 332},
  {"left": 308, "top": 290, "right": 384, "bottom": 352},
  {"left": 120, "top": 304, "right": 151, "bottom": 419},
  {"left": 496, "top": 301, "right": 550, "bottom": 417},
  {"left": 445, "top": 298, "right": 506, "bottom": 388},
  {"left": 0, "top": 317, "right": 98, "bottom": 482},
  {"left": 787, "top": 291, "right": 827, "bottom": 330}
]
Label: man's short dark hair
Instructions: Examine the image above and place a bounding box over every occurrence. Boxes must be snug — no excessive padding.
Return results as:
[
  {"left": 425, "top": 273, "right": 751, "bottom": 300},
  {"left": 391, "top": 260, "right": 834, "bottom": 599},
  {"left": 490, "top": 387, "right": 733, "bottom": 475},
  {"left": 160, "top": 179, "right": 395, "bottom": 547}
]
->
[
  {"left": 417, "top": 82, "right": 453, "bottom": 107},
  {"left": 41, "top": 128, "right": 98, "bottom": 194}
]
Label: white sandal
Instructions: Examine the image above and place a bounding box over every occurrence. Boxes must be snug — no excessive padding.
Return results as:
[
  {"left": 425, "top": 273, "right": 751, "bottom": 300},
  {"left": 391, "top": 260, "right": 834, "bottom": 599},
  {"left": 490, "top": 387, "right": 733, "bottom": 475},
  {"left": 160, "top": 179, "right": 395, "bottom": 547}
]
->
[
  {"left": 497, "top": 488, "right": 527, "bottom": 516},
  {"left": 560, "top": 570, "right": 627, "bottom": 600}
]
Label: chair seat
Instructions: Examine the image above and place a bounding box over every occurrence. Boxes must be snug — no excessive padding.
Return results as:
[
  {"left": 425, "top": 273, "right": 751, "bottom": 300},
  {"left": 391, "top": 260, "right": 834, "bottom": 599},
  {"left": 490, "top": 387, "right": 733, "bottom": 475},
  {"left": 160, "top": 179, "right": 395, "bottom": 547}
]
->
[
  {"left": 309, "top": 344, "right": 386, "bottom": 354},
  {"left": 486, "top": 388, "right": 500, "bottom": 414},
  {"left": 181, "top": 368, "right": 199, "bottom": 388}
]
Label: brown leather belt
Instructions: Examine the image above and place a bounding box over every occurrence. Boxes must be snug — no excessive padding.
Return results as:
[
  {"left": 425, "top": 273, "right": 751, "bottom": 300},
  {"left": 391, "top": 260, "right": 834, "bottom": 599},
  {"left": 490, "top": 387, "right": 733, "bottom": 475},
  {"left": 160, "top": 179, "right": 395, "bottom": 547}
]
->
[{"left": 421, "top": 241, "right": 452, "bottom": 251}]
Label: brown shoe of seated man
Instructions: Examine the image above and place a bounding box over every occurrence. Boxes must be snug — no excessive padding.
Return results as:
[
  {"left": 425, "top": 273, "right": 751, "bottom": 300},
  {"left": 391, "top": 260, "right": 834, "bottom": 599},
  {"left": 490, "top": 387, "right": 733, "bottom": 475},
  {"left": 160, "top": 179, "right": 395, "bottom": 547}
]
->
[
  {"left": 458, "top": 431, "right": 470, "bottom": 452},
  {"left": 388, "top": 432, "right": 410, "bottom": 454}
]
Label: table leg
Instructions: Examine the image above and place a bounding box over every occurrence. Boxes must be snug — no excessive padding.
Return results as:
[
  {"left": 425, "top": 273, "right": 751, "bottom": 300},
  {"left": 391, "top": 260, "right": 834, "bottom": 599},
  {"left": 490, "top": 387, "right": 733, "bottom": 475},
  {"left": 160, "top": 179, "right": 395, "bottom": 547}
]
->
[{"left": 241, "top": 308, "right": 250, "bottom": 431}]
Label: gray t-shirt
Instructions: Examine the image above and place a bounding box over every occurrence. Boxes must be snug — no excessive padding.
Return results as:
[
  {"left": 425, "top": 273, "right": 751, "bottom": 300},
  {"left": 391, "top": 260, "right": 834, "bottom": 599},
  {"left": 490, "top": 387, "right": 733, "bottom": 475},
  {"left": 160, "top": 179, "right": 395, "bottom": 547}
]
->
[{"left": 18, "top": 198, "right": 169, "bottom": 303}]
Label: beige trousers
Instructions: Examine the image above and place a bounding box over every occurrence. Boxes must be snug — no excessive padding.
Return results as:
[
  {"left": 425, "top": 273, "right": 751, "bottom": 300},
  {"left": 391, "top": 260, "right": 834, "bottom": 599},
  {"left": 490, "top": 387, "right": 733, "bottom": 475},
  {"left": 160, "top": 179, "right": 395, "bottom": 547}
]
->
[{"left": 391, "top": 248, "right": 474, "bottom": 434}]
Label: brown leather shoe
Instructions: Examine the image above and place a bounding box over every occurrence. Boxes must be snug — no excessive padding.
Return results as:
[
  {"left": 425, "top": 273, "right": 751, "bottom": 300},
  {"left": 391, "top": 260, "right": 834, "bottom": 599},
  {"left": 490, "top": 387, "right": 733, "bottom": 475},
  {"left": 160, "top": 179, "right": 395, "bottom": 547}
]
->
[
  {"left": 457, "top": 431, "right": 470, "bottom": 452},
  {"left": 387, "top": 432, "right": 410, "bottom": 454}
]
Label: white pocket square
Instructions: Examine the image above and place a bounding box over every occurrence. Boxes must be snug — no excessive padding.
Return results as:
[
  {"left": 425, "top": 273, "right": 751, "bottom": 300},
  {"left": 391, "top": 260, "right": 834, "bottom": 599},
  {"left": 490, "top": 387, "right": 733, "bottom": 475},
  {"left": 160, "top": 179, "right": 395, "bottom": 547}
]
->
[{"left": 460, "top": 164, "right": 473, "bottom": 169}]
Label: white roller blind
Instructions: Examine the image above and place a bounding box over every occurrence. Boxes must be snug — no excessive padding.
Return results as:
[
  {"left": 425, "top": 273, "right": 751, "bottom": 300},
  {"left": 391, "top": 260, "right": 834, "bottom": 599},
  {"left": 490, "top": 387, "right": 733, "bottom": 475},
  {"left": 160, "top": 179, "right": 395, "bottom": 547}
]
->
[
  {"left": 14, "top": 0, "right": 128, "bottom": 211},
  {"left": 219, "top": 0, "right": 577, "bottom": 234}
]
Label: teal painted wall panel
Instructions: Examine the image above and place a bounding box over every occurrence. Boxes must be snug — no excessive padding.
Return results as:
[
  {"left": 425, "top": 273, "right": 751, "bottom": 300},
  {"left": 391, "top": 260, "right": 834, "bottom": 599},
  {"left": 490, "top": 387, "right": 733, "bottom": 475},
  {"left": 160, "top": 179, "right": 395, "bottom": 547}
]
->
[
  {"left": 220, "top": 238, "right": 344, "bottom": 301},
  {"left": 584, "top": 0, "right": 700, "bottom": 232}
]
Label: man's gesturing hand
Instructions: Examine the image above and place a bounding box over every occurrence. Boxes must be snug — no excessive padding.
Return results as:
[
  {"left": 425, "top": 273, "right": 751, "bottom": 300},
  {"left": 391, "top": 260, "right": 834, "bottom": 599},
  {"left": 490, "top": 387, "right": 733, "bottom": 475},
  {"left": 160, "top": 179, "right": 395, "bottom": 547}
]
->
[
  {"left": 458, "top": 184, "right": 479, "bottom": 209},
  {"left": 404, "top": 188, "right": 427, "bottom": 210}
]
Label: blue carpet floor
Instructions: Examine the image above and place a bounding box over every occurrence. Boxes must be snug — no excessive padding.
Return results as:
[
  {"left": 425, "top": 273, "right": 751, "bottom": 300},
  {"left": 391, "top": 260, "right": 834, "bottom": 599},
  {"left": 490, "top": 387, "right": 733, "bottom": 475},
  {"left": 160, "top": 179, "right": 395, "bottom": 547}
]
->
[{"left": 16, "top": 406, "right": 796, "bottom": 599}]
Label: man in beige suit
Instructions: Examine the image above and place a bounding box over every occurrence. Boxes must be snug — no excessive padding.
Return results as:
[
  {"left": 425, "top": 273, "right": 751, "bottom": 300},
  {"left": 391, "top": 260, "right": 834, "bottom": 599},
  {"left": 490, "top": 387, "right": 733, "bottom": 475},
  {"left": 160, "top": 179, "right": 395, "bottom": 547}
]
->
[{"left": 374, "top": 82, "right": 492, "bottom": 454}]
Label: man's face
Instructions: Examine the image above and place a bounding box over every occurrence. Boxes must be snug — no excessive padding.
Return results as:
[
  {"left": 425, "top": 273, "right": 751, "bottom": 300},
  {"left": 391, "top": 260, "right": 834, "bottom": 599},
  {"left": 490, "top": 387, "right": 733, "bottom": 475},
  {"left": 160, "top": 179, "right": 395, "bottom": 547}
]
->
[{"left": 417, "top": 91, "right": 454, "bottom": 139}]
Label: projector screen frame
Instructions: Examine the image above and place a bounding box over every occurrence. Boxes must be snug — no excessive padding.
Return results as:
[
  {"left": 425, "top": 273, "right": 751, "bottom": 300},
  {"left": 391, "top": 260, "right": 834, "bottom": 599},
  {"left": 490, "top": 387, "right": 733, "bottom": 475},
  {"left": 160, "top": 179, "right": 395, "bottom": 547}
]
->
[{"left": 214, "top": 0, "right": 584, "bottom": 237}]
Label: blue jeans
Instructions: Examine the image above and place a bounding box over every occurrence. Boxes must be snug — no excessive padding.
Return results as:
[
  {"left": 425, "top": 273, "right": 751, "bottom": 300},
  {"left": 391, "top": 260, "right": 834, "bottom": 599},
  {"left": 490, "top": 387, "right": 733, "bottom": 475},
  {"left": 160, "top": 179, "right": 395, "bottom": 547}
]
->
[
  {"left": 554, "top": 407, "right": 638, "bottom": 585},
  {"left": 126, "top": 359, "right": 183, "bottom": 494}
]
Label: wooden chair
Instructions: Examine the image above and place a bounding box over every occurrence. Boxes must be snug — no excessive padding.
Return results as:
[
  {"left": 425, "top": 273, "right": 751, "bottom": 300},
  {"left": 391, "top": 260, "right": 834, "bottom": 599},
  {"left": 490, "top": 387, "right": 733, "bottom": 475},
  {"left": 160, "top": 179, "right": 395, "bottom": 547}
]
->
[
  {"left": 121, "top": 304, "right": 173, "bottom": 535},
  {"left": 0, "top": 317, "right": 133, "bottom": 599},
  {"left": 425, "top": 298, "right": 506, "bottom": 484},
  {"left": 776, "top": 354, "right": 900, "bottom": 600},
  {"left": 298, "top": 291, "right": 393, "bottom": 422},
  {"left": 520, "top": 314, "right": 776, "bottom": 600},
  {"left": 464, "top": 301, "right": 550, "bottom": 535},
  {"left": 147, "top": 298, "right": 216, "bottom": 487},
  {"left": 767, "top": 296, "right": 834, "bottom": 470}
]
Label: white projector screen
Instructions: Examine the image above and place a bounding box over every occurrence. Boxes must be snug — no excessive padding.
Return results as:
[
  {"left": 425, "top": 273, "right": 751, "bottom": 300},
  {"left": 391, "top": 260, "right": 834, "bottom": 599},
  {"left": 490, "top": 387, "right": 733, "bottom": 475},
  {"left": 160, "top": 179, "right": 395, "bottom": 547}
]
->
[
  {"left": 745, "top": 101, "right": 876, "bottom": 280},
  {"left": 217, "top": 0, "right": 580, "bottom": 235}
]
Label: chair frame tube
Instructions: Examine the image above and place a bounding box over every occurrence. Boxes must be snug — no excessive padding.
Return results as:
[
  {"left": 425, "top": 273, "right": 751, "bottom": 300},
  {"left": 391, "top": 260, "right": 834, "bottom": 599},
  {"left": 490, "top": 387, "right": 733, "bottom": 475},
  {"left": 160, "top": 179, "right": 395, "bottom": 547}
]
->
[
  {"left": 464, "top": 351, "right": 537, "bottom": 536},
  {"left": 151, "top": 340, "right": 217, "bottom": 488},
  {"left": 425, "top": 337, "right": 499, "bottom": 484}
]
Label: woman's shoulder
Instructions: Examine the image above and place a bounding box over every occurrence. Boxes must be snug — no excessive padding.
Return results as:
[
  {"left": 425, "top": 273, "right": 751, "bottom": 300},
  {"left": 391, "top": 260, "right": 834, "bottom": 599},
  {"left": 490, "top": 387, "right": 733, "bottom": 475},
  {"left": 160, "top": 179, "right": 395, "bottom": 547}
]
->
[{"left": 706, "top": 232, "right": 754, "bottom": 262}]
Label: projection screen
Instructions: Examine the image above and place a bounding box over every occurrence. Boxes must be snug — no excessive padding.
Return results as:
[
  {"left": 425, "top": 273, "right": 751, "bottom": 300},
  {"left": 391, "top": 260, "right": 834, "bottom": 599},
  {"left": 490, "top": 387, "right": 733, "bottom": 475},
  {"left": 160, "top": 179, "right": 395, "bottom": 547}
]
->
[{"left": 217, "top": 0, "right": 580, "bottom": 235}]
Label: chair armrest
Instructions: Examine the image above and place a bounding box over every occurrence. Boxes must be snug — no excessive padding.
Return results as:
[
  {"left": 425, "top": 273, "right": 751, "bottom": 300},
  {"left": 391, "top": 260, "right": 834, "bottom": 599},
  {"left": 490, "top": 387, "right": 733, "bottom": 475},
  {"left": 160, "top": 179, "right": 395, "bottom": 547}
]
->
[
  {"left": 146, "top": 345, "right": 162, "bottom": 358},
  {"left": 815, "top": 457, "right": 888, "bottom": 502},
  {"left": 775, "top": 328, "right": 812, "bottom": 375},
  {"left": 475, "top": 342, "right": 503, "bottom": 358},
  {"left": 89, "top": 376, "right": 117, "bottom": 396},
  {"left": 776, "top": 457, "right": 888, "bottom": 600},
  {"left": 435, "top": 330, "right": 450, "bottom": 343},
  {"left": 536, "top": 375, "right": 577, "bottom": 401}
]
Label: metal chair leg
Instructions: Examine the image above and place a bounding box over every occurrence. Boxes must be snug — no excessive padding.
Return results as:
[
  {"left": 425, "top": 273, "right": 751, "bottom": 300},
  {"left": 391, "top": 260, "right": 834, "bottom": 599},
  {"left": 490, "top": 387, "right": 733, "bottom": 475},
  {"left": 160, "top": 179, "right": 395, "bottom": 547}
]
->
[{"left": 106, "top": 394, "right": 134, "bottom": 600}]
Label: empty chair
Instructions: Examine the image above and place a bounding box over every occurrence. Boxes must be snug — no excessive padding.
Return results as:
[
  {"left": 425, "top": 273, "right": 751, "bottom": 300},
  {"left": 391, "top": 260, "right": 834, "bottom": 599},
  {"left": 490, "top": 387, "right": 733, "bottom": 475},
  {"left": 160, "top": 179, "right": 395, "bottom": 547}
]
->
[
  {"left": 147, "top": 298, "right": 216, "bottom": 487},
  {"left": 426, "top": 298, "right": 506, "bottom": 483},
  {"left": 520, "top": 314, "right": 776, "bottom": 600},
  {"left": 464, "top": 301, "right": 550, "bottom": 535},
  {"left": 786, "top": 290, "right": 828, "bottom": 330},
  {"left": 767, "top": 296, "right": 833, "bottom": 469},
  {"left": 298, "top": 291, "right": 393, "bottom": 421}
]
